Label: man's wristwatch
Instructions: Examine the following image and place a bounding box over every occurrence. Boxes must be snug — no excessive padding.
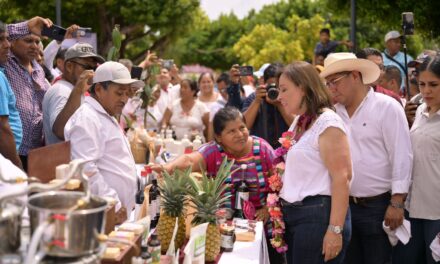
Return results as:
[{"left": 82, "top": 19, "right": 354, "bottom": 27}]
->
[
  {"left": 328, "top": 225, "right": 343, "bottom": 234},
  {"left": 390, "top": 201, "right": 405, "bottom": 209}
]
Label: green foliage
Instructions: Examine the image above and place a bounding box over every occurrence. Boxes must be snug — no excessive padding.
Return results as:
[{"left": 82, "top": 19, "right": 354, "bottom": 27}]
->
[
  {"left": 326, "top": 0, "right": 440, "bottom": 37},
  {"left": 0, "top": 0, "right": 200, "bottom": 60},
  {"left": 159, "top": 166, "right": 190, "bottom": 217},
  {"left": 287, "top": 14, "right": 327, "bottom": 61},
  {"left": 172, "top": 12, "right": 247, "bottom": 70},
  {"left": 232, "top": 24, "right": 303, "bottom": 69},
  {"left": 2, "top": 0, "right": 437, "bottom": 70},
  {"left": 107, "top": 25, "right": 122, "bottom": 61},
  {"left": 187, "top": 157, "right": 233, "bottom": 225}
]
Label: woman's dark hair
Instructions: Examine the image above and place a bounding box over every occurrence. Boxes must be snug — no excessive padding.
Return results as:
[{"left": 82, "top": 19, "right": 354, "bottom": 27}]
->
[
  {"left": 213, "top": 107, "right": 245, "bottom": 135},
  {"left": 277, "top": 61, "right": 334, "bottom": 115},
  {"left": 263, "top": 63, "right": 283, "bottom": 83},
  {"left": 419, "top": 54, "right": 440, "bottom": 78},
  {"left": 181, "top": 79, "right": 199, "bottom": 98},
  {"left": 198, "top": 72, "right": 215, "bottom": 84}
]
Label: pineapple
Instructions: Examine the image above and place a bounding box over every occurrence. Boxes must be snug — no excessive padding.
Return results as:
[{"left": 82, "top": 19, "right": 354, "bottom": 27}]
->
[
  {"left": 157, "top": 167, "right": 189, "bottom": 254},
  {"left": 187, "top": 157, "right": 234, "bottom": 262}
]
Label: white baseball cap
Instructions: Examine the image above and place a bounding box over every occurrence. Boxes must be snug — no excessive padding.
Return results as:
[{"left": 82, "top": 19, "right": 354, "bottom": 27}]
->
[
  {"left": 384, "top": 31, "right": 401, "bottom": 43},
  {"left": 254, "top": 63, "right": 270, "bottom": 78},
  {"left": 93, "top": 61, "right": 144, "bottom": 88}
]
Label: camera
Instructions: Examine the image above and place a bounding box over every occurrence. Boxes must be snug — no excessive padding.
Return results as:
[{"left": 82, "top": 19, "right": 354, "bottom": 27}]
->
[
  {"left": 162, "top": 59, "right": 174, "bottom": 70},
  {"left": 402, "top": 12, "right": 414, "bottom": 35},
  {"left": 239, "top": 66, "right": 253, "bottom": 76},
  {"left": 266, "top": 83, "right": 278, "bottom": 100},
  {"left": 73, "top": 27, "right": 92, "bottom": 38},
  {"left": 41, "top": 25, "right": 67, "bottom": 41}
]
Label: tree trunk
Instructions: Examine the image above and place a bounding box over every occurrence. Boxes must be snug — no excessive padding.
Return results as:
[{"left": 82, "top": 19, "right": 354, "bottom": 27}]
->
[{"left": 96, "top": 5, "right": 113, "bottom": 56}]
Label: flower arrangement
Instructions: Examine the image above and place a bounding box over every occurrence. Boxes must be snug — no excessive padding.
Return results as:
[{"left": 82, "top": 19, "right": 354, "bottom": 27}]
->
[
  {"left": 267, "top": 114, "right": 316, "bottom": 253},
  {"left": 266, "top": 132, "right": 294, "bottom": 253}
]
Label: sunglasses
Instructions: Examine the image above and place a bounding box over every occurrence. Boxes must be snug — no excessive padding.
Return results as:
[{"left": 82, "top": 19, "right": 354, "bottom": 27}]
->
[{"left": 70, "top": 60, "right": 97, "bottom": 71}]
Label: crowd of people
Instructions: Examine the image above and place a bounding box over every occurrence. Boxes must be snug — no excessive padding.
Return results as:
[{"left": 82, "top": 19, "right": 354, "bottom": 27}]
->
[{"left": 0, "top": 15, "right": 439, "bottom": 264}]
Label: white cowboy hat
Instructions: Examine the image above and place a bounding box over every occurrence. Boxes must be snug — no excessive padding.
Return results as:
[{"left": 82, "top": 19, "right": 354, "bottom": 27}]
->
[{"left": 319, "top": 52, "right": 380, "bottom": 84}]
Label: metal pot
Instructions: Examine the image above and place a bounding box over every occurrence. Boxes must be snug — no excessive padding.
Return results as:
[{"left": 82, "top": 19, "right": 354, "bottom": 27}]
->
[
  {"left": 27, "top": 191, "right": 107, "bottom": 257},
  {"left": 0, "top": 199, "right": 24, "bottom": 254}
]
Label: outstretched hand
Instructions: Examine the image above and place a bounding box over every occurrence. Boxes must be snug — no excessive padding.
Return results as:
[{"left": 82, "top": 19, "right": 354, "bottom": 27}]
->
[{"left": 27, "top": 16, "right": 53, "bottom": 36}]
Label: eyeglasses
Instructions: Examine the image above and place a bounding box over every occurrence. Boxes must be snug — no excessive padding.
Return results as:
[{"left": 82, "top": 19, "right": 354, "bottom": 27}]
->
[
  {"left": 325, "top": 72, "right": 351, "bottom": 88},
  {"left": 70, "top": 60, "right": 97, "bottom": 71}
]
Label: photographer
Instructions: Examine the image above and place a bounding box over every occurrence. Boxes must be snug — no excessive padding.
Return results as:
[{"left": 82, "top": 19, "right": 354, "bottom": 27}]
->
[
  {"left": 382, "top": 31, "right": 413, "bottom": 92},
  {"left": 228, "top": 63, "right": 293, "bottom": 148}
]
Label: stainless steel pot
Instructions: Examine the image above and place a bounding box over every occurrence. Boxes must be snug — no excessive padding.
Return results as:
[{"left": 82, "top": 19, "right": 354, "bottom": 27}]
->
[
  {"left": 0, "top": 199, "right": 24, "bottom": 254},
  {"left": 27, "top": 191, "right": 107, "bottom": 257}
]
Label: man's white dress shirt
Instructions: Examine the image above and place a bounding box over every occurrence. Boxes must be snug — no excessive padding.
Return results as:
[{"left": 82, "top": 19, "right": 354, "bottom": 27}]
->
[
  {"left": 335, "top": 88, "right": 413, "bottom": 197},
  {"left": 65, "top": 96, "right": 137, "bottom": 212}
]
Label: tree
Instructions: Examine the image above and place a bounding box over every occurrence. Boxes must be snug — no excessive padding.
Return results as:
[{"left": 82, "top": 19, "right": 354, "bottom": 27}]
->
[
  {"left": 0, "top": 0, "right": 200, "bottom": 61},
  {"left": 286, "top": 14, "right": 327, "bottom": 61},
  {"left": 171, "top": 12, "right": 248, "bottom": 70},
  {"left": 326, "top": 0, "right": 440, "bottom": 38},
  {"left": 323, "top": 1, "right": 426, "bottom": 57},
  {"left": 232, "top": 24, "right": 304, "bottom": 69}
]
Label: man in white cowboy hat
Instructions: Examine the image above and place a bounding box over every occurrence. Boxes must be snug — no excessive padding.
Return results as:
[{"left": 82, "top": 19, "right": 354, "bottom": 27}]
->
[
  {"left": 64, "top": 61, "right": 144, "bottom": 221},
  {"left": 320, "top": 52, "right": 413, "bottom": 263}
]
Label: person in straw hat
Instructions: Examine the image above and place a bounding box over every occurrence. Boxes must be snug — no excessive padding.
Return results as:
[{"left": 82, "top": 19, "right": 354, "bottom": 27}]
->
[{"left": 320, "top": 52, "right": 413, "bottom": 264}]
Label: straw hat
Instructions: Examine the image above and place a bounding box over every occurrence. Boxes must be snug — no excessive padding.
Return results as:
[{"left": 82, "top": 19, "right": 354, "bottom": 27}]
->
[{"left": 319, "top": 52, "right": 380, "bottom": 84}]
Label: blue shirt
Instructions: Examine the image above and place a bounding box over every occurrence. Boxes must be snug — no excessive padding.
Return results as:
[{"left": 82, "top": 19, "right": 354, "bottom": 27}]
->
[
  {"left": 382, "top": 50, "right": 413, "bottom": 91},
  {"left": 314, "top": 40, "right": 339, "bottom": 56},
  {"left": 0, "top": 67, "right": 23, "bottom": 150}
]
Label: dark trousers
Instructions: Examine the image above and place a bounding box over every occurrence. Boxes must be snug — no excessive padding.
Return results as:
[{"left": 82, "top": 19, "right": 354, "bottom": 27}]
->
[
  {"left": 344, "top": 194, "right": 391, "bottom": 264},
  {"left": 392, "top": 210, "right": 440, "bottom": 264},
  {"left": 19, "top": 155, "right": 28, "bottom": 172},
  {"left": 282, "top": 195, "right": 351, "bottom": 264}
]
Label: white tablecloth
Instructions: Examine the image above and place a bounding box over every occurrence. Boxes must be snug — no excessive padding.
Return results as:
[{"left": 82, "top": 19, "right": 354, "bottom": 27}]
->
[{"left": 219, "top": 221, "right": 270, "bottom": 264}]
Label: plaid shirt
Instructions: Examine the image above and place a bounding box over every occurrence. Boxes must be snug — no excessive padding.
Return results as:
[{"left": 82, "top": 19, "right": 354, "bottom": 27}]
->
[{"left": 3, "top": 22, "right": 49, "bottom": 155}]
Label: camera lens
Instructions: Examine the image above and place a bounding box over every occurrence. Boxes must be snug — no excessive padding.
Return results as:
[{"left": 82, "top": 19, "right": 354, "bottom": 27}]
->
[{"left": 266, "top": 83, "right": 279, "bottom": 100}]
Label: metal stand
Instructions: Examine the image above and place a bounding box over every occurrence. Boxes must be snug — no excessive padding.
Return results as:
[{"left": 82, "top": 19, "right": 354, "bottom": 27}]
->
[{"left": 401, "top": 28, "right": 411, "bottom": 98}]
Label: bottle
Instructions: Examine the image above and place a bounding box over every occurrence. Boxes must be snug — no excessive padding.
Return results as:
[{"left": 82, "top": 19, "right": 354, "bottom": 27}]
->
[
  {"left": 234, "top": 164, "right": 249, "bottom": 218},
  {"left": 192, "top": 135, "right": 202, "bottom": 150},
  {"left": 145, "top": 165, "right": 154, "bottom": 186},
  {"left": 141, "top": 245, "right": 153, "bottom": 264},
  {"left": 152, "top": 176, "right": 161, "bottom": 224},
  {"left": 148, "top": 234, "right": 161, "bottom": 264},
  {"left": 171, "top": 125, "right": 177, "bottom": 140},
  {"left": 134, "top": 170, "right": 147, "bottom": 221},
  {"left": 149, "top": 177, "right": 157, "bottom": 229},
  {"left": 163, "top": 129, "right": 174, "bottom": 153},
  {"left": 181, "top": 134, "right": 193, "bottom": 154}
]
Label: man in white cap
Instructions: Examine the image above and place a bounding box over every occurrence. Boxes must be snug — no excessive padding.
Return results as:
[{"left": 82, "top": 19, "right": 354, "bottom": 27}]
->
[
  {"left": 43, "top": 43, "right": 105, "bottom": 145},
  {"left": 64, "top": 61, "right": 144, "bottom": 220},
  {"left": 320, "top": 53, "right": 413, "bottom": 263},
  {"left": 382, "top": 30, "right": 413, "bottom": 92}
]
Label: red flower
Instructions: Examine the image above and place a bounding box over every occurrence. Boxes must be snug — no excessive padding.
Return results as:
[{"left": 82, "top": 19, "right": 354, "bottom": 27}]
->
[
  {"left": 268, "top": 174, "right": 283, "bottom": 192},
  {"left": 282, "top": 131, "right": 294, "bottom": 139},
  {"left": 281, "top": 139, "right": 292, "bottom": 149},
  {"left": 269, "top": 207, "right": 283, "bottom": 218}
]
